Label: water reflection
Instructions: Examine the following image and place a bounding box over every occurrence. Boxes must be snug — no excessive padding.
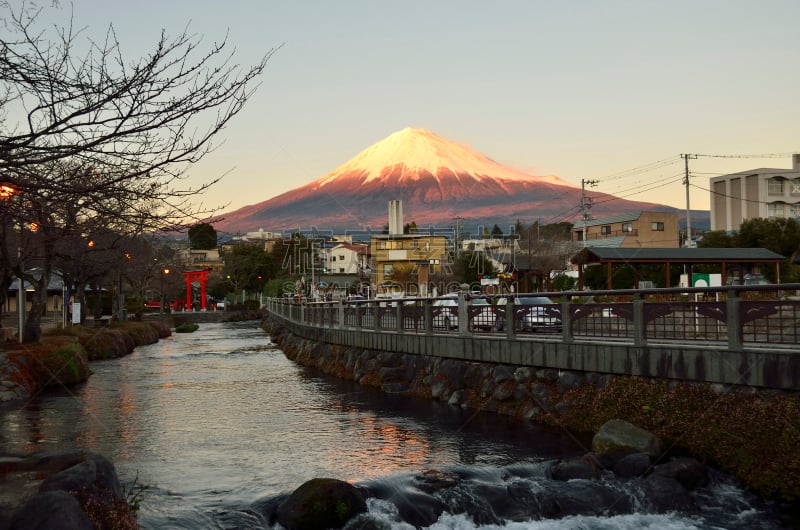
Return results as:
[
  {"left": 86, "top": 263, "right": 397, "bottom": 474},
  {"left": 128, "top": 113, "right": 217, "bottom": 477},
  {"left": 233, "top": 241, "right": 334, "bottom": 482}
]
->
[{"left": 0, "top": 322, "right": 590, "bottom": 526}]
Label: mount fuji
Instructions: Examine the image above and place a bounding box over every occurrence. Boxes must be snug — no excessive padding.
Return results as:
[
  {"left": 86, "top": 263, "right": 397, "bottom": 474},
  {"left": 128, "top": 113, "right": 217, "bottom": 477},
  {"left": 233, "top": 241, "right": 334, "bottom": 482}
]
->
[{"left": 216, "top": 128, "right": 677, "bottom": 233}]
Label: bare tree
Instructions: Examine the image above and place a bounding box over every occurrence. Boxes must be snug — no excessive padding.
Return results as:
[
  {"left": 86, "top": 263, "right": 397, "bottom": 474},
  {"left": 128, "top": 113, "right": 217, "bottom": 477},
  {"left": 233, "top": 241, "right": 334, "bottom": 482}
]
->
[{"left": 0, "top": 3, "right": 276, "bottom": 341}]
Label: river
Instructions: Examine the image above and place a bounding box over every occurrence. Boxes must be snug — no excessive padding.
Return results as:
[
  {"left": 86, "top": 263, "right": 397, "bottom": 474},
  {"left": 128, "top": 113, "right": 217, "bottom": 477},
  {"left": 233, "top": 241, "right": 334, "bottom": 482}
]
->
[{"left": 0, "top": 321, "right": 790, "bottom": 529}]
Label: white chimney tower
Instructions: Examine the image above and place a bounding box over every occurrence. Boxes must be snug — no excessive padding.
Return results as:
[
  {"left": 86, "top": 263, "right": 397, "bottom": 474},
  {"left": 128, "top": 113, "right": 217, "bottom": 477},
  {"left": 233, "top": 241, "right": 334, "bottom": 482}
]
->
[{"left": 388, "top": 200, "right": 403, "bottom": 235}]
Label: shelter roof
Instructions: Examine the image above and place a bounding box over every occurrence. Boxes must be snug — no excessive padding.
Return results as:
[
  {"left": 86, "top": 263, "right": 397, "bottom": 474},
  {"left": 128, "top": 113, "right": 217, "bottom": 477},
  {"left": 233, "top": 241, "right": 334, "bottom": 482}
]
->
[{"left": 571, "top": 247, "right": 785, "bottom": 266}]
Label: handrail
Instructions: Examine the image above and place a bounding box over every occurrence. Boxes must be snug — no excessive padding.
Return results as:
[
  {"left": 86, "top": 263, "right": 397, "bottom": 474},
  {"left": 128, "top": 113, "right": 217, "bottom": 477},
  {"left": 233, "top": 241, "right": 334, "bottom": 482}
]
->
[{"left": 266, "top": 284, "right": 800, "bottom": 351}]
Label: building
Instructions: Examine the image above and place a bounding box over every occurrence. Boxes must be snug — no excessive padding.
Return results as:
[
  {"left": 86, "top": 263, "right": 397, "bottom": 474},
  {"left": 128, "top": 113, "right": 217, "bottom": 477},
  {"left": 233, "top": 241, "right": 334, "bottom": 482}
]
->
[
  {"left": 710, "top": 154, "right": 800, "bottom": 232},
  {"left": 370, "top": 200, "right": 448, "bottom": 297},
  {"left": 327, "top": 243, "right": 369, "bottom": 275},
  {"left": 571, "top": 211, "right": 680, "bottom": 248},
  {"left": 370, "top": 234, "right": 449, "bottom": 296},
  {"left": 175, "top": 248, "right": 224, "bottom": 274}
]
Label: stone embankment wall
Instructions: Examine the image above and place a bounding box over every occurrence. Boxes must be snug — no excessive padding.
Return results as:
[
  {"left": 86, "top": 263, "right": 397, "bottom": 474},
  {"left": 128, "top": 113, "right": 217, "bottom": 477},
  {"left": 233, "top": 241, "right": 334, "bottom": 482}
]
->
[{"left": 264, "top": 321, "right": 606, "bottom": 420}]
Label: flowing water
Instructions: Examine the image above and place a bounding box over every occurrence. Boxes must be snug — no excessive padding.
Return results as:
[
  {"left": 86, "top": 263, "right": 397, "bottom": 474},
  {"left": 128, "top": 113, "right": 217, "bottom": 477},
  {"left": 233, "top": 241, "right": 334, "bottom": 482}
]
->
[{"left": 0, "top": 321, "right": 791, "bottom": 529}]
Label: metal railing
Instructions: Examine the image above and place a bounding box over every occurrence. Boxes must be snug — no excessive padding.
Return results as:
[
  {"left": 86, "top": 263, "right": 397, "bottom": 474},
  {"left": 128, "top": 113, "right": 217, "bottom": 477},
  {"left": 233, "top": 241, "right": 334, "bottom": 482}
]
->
[{"left": 266, "top": 284, "right": 800, "bottom": 351}]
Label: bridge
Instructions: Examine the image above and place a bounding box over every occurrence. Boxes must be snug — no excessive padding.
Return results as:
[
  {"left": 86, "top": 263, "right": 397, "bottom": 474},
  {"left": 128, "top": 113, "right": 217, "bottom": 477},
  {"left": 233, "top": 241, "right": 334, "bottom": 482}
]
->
[{"left": 265, "top": 284, "right": 800, "bottom": 391}]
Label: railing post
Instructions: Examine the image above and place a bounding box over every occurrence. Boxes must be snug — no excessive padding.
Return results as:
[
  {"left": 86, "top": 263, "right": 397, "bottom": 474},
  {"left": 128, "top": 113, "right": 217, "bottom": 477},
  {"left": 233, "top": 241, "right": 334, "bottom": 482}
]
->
[
  {"left": 396, "top": 302, "right": 403, "bottom": 333},
  {"left": 560, "top": 297, "right": 572, "bottom": 343},
  {"left": 633, "top": 293, "right": 646, "bottom": 346},
  {"left": 374, "top": 302, "right": 382, "bottom": 332},
  {"left": 338, "top": 301, "right": 344, "bottom": 329},
  {"left": 458, "top": 292, "right": 469, "bottom": 337},
  {"left": 726, "top": 290, "right": 742, "bottom": 351},
  {"left": 424, "top": 298, "right": 433, "bottom": 335},
  {"left": 506, "top": 299, "right": 515, "bottom": 340}
]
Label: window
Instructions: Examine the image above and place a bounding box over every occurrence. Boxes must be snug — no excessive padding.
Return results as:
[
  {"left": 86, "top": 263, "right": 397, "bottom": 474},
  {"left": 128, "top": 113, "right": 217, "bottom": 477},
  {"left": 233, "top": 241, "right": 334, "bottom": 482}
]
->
[
  {"left": 792, "top": 179, "right": 800, "bottom": 195},
  {"left": 768, "top": 177, "right": 785, "bottom": 194},
  {"left": 383, "top": 264, "right": 394, "bottom": 278},
  {"left": 651, "top": 222, "right": 664, "bottom": 231},
  {"left": 622, "top": 223, "right": 633, "bottom": 233},
  {"left": 790, "top": 203, "right": 800, "bottom": 218},
  {"left": 600, "top": 225, "right": 611, "bottom": 235},
  {"left": 768, "top": 202, "right": 785, "bottom": 217}
]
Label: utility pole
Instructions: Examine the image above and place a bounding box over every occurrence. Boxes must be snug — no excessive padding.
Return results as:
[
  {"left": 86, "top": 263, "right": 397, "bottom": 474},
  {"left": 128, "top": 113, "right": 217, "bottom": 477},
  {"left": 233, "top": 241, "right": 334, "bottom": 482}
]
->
[
  {"left": 452, "top": 216, "right": 463, "bottom": 258},
  {"left": 681, "top": 154, "right": 698, "bottom": 247},
  {"left": 581, "top": 179, "right": 598, "bottom": 247}
]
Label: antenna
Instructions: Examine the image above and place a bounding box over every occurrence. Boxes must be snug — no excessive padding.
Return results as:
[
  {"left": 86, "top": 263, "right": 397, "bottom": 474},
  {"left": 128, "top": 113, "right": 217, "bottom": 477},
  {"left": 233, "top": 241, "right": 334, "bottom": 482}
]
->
[{"left": 581, "top": 179, "right": 598, "bottom": 247}]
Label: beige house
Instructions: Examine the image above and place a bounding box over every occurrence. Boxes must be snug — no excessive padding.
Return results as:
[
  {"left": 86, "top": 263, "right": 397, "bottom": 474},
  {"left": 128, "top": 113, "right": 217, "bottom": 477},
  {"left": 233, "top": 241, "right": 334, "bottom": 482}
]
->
[
  {"left": 370, "top": 234, "right": 449, "bottom": 296},
  {"left": 177, "top": 248, "right": 224, "bottom": 274},
  {"left": 572, "top": 211, "right": 680, "bottom": 248},
  {"left": 710, "top": 154, "right": 800, "bottom": 232}
]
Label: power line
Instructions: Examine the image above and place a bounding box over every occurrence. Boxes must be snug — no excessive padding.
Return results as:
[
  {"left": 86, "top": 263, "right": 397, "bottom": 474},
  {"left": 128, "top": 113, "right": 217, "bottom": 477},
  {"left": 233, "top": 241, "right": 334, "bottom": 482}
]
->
[
  {"left": 592, "top": 173, "right": 685, "bottom": 205},
  {"left": 696, "top": 152, "right": 799, "bottom": 159},
  {"left": 596, "top": 156, "right": 682, "bottom": 183}
]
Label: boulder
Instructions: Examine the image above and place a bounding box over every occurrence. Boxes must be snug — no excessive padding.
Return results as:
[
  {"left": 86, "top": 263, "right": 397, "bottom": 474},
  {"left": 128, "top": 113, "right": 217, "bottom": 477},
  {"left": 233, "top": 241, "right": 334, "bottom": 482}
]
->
[
  {"left": 275, "top": 478, "right": 367, "bottom": 530},
  {"left": 549, "top": 458, "right": 601, "bottom": 481},
  {"left": 9, "top": 490, "right": 93, "bottom": 530},
  {"left": 613, "top": 452, "right": 652, "bottom": 478},
  {"left": 592, "top": 419, "right": 662, "bottom": 457},
  {"left": 536, "top": 479, "right": 633, "bottom": 518},
  {"left": 637, "top": 475, "right": 695, "bottom": 513},
  {"left": 650, "top": 457, "right": 708, "bottom": 490},
  {"left": 556, "top": 371, "right": 583, "bottom": 394},
  {"left": 39, "top": 453, "right": 124, "bottom": 503}
]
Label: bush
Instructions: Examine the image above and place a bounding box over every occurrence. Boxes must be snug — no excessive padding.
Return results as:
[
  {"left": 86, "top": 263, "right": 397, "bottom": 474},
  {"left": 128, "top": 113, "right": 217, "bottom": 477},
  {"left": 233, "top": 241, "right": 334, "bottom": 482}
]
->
[{"left": 175, "top": 323, "right": 199, "bottom": 333}]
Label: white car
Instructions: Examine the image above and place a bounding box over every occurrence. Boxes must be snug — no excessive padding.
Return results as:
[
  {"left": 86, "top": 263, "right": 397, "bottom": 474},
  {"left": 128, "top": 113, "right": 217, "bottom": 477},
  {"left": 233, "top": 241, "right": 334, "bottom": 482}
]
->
[{"left": 496, "top": 296, "right": 561, "bottom": 332}]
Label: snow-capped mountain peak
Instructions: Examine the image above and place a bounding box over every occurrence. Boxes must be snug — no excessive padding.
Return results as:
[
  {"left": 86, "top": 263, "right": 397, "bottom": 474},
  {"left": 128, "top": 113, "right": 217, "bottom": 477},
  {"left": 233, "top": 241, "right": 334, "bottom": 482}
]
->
[{"left": 315, "top": 127, "right": 575, "bottom": 188}]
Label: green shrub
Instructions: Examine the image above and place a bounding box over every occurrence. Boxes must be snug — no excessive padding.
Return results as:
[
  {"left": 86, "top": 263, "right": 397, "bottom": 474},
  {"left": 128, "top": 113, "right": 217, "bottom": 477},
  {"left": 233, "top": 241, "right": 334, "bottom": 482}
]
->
[{"left": 175, "top": 323, "right": 199, "bottom": 333}]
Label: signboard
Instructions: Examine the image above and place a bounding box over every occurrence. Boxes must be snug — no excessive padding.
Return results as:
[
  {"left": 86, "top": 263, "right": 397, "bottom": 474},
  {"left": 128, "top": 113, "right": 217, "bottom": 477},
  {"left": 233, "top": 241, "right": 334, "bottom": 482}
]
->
[{"left": 691, "top": 273, "right": 722, "bottom": 287}]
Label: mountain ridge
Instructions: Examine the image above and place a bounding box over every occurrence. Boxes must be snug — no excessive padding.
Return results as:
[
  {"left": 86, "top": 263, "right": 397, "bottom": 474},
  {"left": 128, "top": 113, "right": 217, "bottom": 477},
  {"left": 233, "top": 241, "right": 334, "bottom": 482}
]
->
[{"left": 215, "top": 128, "right": 685, "bottom": 233}]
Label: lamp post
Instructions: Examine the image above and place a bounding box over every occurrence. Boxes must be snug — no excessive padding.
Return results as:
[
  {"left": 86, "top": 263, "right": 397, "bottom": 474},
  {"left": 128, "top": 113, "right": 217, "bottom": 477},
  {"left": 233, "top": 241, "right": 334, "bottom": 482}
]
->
[
  {"left": 161, "top": 268, "right": 170, "bottom": 314},
  {"left": 118, "top": 252, "right": 131, "bottom": 320}
]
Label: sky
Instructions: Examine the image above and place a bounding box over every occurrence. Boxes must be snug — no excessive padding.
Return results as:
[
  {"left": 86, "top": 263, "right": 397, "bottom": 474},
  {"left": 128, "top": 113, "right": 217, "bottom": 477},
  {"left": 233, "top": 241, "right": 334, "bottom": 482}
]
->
[{"left": 42, "top": 1, "right": 800, "bottom": 219}]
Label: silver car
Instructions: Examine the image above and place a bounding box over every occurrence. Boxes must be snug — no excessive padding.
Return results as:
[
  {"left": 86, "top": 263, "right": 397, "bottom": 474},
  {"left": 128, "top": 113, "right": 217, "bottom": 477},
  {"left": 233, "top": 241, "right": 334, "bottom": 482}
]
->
[
  {"left": 496, "top": 296, "right": 561, "bottom": 332},
  {"left": 431, "top": 295, "right": 498, "bottom": 331}
]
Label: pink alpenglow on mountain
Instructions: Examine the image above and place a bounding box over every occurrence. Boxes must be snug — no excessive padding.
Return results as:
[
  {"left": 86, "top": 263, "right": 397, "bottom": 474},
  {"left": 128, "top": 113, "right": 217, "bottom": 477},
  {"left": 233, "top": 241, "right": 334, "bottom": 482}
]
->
[
  {"left": 217, "top": 128, "right": 665, "bottom": 233},
  {"left": 315, "top": 128, "right": 574, "bottom": 189}
]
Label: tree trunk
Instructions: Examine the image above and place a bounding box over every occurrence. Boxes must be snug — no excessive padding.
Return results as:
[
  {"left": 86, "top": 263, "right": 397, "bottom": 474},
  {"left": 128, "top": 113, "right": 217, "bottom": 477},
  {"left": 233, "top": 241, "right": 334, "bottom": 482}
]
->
[{"left": 23, "top": 290, "right": 46, "bottom": 342}]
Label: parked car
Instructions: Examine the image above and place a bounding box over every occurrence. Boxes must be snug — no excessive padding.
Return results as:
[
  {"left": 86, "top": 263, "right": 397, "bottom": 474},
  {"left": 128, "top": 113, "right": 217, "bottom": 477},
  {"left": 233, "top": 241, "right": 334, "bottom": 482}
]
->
[
  {"left": 432, "top": 295, "right": 459, "bottom": 330},
  {"left": 496, "top": 296, "right": 561, "bottom": 332},
  {"left": 432, "top": 294, "right": 498, "bottom": 331}
]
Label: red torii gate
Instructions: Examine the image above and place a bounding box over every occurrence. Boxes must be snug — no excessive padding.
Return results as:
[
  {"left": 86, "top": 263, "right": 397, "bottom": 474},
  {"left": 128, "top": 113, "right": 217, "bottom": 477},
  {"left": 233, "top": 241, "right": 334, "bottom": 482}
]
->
[{"left": 182, "top": 269, "right": 212, "bottom": 311}]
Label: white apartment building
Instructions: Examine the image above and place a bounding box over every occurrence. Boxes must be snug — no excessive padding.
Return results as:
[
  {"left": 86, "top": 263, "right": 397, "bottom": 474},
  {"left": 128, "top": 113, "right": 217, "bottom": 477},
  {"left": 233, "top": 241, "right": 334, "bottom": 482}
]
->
[{"left": 710, "top": 154, "right": 800, "bottom": 232}]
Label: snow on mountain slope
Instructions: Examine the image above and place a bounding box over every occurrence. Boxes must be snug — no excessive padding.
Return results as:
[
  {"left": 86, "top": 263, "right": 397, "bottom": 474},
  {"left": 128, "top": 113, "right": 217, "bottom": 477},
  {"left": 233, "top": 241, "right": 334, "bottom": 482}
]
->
[{"left": 315, "top": 127, "right": 575, "bottom": 188}]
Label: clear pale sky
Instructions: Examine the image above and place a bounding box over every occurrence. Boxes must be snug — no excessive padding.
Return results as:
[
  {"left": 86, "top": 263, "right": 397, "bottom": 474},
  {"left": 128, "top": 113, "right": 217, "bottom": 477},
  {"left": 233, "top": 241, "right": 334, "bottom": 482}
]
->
[{"left": 59, "top": 1, "right": 800, "bottom": 216}]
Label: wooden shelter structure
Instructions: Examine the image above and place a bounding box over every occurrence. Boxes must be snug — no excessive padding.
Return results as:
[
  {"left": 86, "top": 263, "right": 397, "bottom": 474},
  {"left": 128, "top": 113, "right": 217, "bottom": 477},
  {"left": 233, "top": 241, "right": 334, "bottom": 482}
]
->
[{"left": 570, "top": 247, "right": 785, "bottom": 289}]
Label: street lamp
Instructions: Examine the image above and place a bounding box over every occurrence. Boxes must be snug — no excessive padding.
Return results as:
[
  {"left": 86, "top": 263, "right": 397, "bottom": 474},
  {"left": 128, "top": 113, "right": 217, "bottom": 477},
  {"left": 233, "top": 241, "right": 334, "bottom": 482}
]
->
[{"left": 161, "top": 268, "right": 170, "bottom": 314}]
